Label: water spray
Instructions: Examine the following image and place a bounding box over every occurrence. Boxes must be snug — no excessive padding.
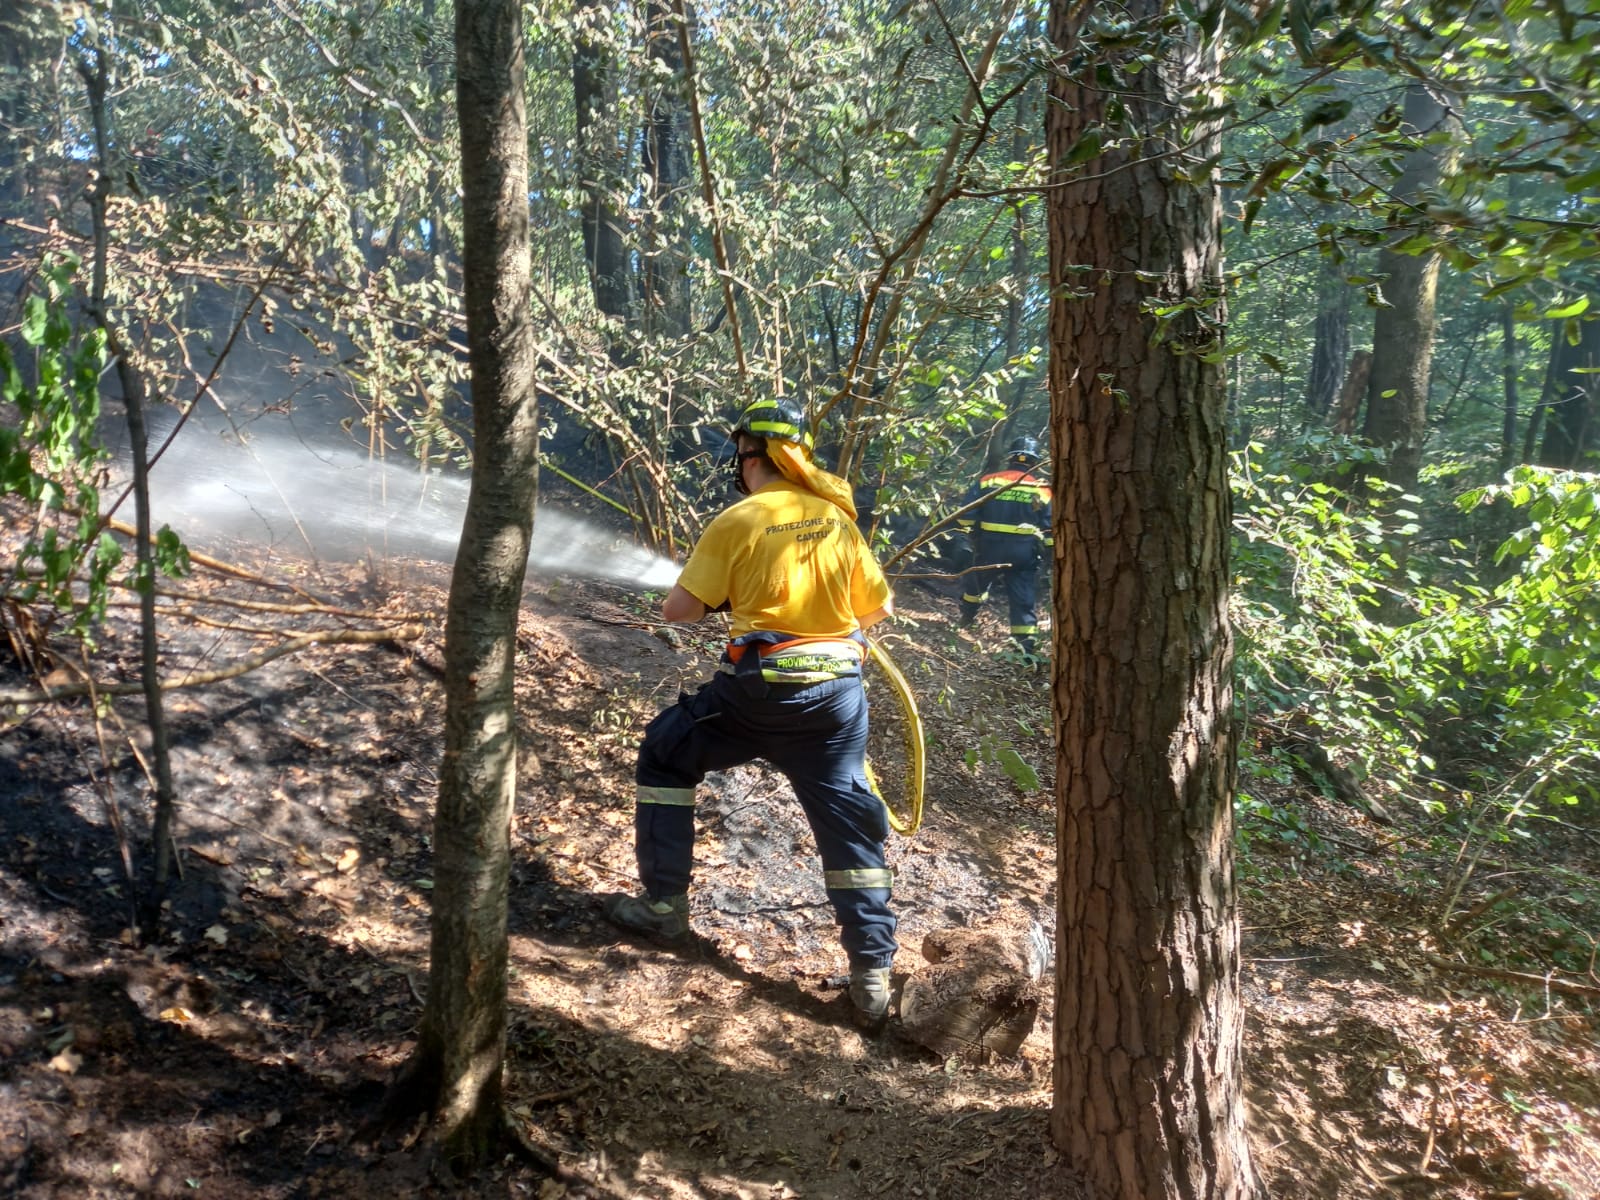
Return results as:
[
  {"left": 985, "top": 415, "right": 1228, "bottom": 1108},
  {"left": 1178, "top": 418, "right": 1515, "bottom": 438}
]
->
[
  {"left": 115, "top": 412, "right": 682, "bottom": 593},
  {"left": 527, "top": 509, "right": 682, "bottom": 591}
]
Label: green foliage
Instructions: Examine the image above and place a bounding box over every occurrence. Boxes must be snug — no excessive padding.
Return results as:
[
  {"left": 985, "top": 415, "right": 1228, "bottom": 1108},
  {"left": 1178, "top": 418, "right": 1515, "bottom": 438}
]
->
[
  {"left": 1233, "top": 437, "right": 1434, "bottom": 789},
  {"left": 1443, "top": 467, "right": 1600, "bottom": 769},
  {"left": 961, "top": 733, "right": 1044, "bottom": 793},
  {"left": 1234, "top": 442, "right": 1600, "bottom": 870},
  {"left": 958, "top": 691, "right": 1048, "bottom": 795},
  {"left": 1234, "top": 784, "right": 1326, "bottom": 863},
  {"left": 0, "top": 257, "right": 122, "bottom": 641}
]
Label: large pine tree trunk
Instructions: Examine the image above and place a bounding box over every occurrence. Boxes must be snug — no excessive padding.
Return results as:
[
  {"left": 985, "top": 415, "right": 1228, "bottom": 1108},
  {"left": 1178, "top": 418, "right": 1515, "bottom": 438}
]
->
[
  {"left": 391, "top": 0, "right": 540, "bottom": 1168},
  {"left": 1045, "top": 2, "right": 1259, "bottom": 1198}
]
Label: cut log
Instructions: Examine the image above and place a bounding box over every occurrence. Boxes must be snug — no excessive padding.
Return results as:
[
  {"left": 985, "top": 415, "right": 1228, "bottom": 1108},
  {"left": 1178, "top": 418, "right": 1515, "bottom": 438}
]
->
[{"left": 898, "top": 921, "right": 1047, "bottom": 1059}]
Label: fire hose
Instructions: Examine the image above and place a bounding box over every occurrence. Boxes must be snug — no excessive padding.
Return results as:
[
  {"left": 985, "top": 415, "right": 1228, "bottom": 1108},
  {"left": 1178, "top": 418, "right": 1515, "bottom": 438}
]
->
[{"left": 863, "top": 635, "right": 926, "bottom": 837}]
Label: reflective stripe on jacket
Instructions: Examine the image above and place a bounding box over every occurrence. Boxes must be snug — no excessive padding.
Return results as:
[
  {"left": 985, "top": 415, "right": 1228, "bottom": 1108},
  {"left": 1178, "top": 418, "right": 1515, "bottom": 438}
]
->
[{"left": 957, "top": 468, "right": 1053, "bottom": 544}]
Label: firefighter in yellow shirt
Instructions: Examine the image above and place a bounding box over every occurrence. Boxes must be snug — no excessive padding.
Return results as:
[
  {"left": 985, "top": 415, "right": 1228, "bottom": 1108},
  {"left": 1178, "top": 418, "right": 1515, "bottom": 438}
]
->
[{"left": 603, "top": 398, "right": 898, "bottom": 1028}]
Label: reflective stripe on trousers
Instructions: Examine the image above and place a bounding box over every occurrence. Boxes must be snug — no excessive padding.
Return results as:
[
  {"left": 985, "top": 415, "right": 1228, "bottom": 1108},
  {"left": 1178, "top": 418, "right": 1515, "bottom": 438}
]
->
[
  {"left": 633, "top": 670, "right": 897, "bottom": 970},
  {"left": 960, "top": 532, "right": 1040, "bottom": 638},
  {"left": 825, "top": 867, "right": 894, "bottom": 889}
]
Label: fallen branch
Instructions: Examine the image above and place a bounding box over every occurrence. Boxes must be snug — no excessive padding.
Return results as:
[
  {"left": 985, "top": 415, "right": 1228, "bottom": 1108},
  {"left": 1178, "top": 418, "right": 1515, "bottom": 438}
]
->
[
  {"left": 17, "top": 576, "right": 420, "bottom": 622},
  {"left": 1252, "top": 809, "right": 1375, "bottom": 856},
  {"left": 151, "top": 585, "right": 422, "bottom": 621},
  {"left": 888, "top": 563, "right": 1016, "bottom": 581},
  {"left": 579, "top": 613, "right": 661, "bottom": 631},
  {"left": 105, "top": 517, "right": 339, "bottom": 606},
  {"left": 520, "top": 1083, "right": 595, "bottom": 1108},
  {"left": 0, "top": 624, "right": 424, "bottom": 706},
  {"left": 182, "top": 809, "right": 302, "bottom": 851},
  {"left": 1422, "top": 953, "right": 1600, "bottom": 998},
  {"left": 1443, "top": 885, "right": 1519, "bottom": 938}
]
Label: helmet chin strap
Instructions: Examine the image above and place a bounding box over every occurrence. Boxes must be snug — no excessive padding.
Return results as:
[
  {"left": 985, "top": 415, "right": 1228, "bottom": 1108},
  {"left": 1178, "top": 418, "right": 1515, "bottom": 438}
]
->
[{"left": 732, "top": 448, "right": 765, "bottom": 495}]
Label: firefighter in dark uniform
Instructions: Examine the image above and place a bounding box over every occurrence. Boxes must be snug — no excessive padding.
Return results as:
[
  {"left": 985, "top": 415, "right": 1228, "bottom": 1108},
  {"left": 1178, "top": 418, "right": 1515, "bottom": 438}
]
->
[
  {"left": 957, "top": 436, "right": 1052, "bottom": 655},
  {"left": 604, "top": 398, "right": 899, "bottom": 1028}
]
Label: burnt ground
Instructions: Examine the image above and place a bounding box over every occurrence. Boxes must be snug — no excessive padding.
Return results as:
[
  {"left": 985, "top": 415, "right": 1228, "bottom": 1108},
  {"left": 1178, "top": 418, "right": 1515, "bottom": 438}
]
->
[{"left": 2, "top": 528, "right": 1599, "bottom": 1200}]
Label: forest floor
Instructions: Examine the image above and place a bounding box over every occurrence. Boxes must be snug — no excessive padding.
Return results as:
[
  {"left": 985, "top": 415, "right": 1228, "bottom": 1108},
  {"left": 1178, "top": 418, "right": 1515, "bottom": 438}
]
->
[{"left": 3, "top": 507, "right": 1600, "bottom": 1200}]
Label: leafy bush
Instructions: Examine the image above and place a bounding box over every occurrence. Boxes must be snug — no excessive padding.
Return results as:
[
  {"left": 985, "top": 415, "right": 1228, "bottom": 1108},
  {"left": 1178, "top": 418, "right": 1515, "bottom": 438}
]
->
[
  {"left": 1232, "top": 441, "right": 1600, "bottom": 863},
  {"left": 1, "top": 256, "right": 199, "bottom": 651},
  {"left": 1231, "top": 438, "right": 1435, "bottom": 800},
  {"left": 1450, "top": 467, "right": 1600, "bottom": 766},
  {"left": 0, "top": 256, "right": 122, "bottom": 641}
]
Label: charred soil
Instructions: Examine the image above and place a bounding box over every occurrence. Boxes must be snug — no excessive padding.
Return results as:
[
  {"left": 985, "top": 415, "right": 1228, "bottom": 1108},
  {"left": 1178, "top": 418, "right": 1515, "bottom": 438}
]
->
[{"left": 2, "top": 528, "right": 1598, "bottom": 1199}]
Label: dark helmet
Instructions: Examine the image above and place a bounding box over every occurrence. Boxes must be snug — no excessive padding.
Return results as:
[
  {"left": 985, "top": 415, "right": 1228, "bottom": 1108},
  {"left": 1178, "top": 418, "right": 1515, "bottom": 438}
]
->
[
  {"left": 1008, "top": 435, "right": 1042, "bottom": 466},
  {"left": 732, "top": 397, "right": 814, "bottom": 455},
  {"left": 727, "top": 397, "right": 813, "bottom": 495}
]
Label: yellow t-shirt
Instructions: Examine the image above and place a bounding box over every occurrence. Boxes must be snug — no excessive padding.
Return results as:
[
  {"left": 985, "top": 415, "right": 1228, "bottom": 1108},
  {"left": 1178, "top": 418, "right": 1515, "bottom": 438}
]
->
[{"left": 677, "top": 480, "right": 891, "bottom": 638}]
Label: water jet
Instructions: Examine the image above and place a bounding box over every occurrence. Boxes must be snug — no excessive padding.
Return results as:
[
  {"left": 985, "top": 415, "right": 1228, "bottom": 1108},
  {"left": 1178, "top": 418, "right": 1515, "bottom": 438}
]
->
[{"left": 111, "top": 403, "right": 682, "bottom": 593}]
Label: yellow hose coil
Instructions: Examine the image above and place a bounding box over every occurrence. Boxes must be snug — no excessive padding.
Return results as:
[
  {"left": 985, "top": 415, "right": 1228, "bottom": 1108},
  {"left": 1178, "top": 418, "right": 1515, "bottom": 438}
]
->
[{"left": 863, "top": 635, "right": 926, "bottom": 837}]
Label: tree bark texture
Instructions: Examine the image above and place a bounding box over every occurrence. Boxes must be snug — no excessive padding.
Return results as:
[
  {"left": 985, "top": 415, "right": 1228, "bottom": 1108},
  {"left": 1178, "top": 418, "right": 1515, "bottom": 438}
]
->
[
  {"left": 1362, "top": 81, "right": 1459, "bottom": 494},
  {"left": 1045, "top": 3, "right": 1258, "bottom": 1199},
  {"left": 409, "top": 0, "right": 539, "bottom": 1167}
]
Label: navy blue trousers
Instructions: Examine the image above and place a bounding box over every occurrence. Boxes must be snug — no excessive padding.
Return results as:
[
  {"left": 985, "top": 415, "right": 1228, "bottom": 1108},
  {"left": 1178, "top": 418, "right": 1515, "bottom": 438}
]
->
[
  {"left": 634, "top": 670, "right": 897, "bottom": 970},
  {"left": 960, "top": 534, "right": 1041, "bottom": 644}
]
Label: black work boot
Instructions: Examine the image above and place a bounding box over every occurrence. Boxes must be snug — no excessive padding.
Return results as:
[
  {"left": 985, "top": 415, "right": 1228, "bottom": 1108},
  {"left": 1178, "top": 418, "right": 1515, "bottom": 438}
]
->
[
  {"left": 602, "top": 892, "right": 689, "bottom": 942},
  {"left": 849, "top": 966, "right": 892, "bottom": 1032}
]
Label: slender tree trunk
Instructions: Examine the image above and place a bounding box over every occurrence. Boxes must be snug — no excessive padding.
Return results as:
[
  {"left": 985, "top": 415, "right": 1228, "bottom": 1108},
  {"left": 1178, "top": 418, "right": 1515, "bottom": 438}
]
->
[
  {"left": 80, "top": 43, "right": 179, "bottom": 940},
  {"left": 392, "top": 0, "right": 539, "bottom": 1169},
  {"left": 989, "top": 54, "right": 1038, "bottom": 472},
  {"left": 1537, "top": 310, "right": 1600, "bottom": 468},
  {"left": 1362, "top": 81, "right": 1459, "bottom": 494},
  {"left": 641, "top": 0, "right": 692, "bottom": 339},
  {"left": 1046, "top": 2, "right": 1259, "bottom": 1198},
  {"left": 1498, "top": 304, "right": 1519, "bottom": 475},
  {"left": 833, "top": 0, "right": 1019, "bottom": 481},
  {"left": 1304, "top": 261, "right": 1351, "bottom": 419},
  {"left": 1330, "top": 349, "right": 1371, "bottom": 436},
  {"left": 1302, "top": 110, "right": 1353, "bottom": 421},
  {"left": 0, "top": 32, "right": 30, "bottom": 216},
  {"left": 1520, "top": 321, "right": 1557, "bottom": 465},
  {"left": 673, "top": 0, "right": 747, "bottom": 380},
  {"left": 424, "top": 0, "right": 454, "bottom": 261},
  {"left": 572, "top": 0, "right": 635, "bottom": 324}
]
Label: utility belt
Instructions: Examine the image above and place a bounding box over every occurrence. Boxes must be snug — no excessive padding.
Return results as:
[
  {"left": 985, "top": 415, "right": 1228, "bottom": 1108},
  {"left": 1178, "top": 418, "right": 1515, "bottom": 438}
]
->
[{"left": 720, "top": 629, "right": 866, "bottom": 687}]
